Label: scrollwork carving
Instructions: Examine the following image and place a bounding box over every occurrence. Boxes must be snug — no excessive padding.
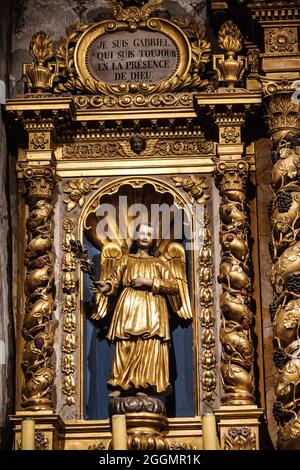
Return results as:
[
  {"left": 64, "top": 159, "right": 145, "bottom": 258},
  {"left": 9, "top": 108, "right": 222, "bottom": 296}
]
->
[
  {"left": 20, "top": 165, "right": 56, "bottom": 410},
  {"left": 216, "top": 161, "right": 255, "bottom": 405}
]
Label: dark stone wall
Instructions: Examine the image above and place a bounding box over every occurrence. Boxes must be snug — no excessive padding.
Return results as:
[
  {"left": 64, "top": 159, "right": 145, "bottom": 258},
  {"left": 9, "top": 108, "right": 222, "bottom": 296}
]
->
[{"left": 0, "top": 0, "right": 14, "bottom": 451}]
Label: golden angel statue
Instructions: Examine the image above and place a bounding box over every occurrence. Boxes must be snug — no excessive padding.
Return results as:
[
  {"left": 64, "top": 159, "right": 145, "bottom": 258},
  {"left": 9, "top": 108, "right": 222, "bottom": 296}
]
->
[{"left": 75, "top": 223, "right": 193, "bottom": 397}]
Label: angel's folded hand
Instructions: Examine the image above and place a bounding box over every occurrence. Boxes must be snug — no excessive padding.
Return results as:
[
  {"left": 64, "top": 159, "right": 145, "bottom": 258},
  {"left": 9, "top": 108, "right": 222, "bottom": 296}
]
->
[
  {"left": 90, "top": 281, "right": 107, "bottom": 293},
  {"left": 131, "top": 277, "right": 152, "bottom": 290}
]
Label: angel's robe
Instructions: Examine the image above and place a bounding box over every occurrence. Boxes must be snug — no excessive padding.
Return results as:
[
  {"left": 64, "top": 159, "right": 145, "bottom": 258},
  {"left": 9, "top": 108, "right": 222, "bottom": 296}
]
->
[{"left": 103, "top": 253, "right": 179, "bottom": 394}]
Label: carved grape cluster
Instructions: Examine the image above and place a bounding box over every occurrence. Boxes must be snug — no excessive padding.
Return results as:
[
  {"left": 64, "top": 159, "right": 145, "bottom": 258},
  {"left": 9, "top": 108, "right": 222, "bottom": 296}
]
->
[
  {"left": 269, "top": 302, "right": 277, "bottom": 322},
  {"left": 273, "top": 347, "right": 287, "bottom": 369},
  {"left": 273, "top": 400, "right": 285, "bottom": 424},
  {"left": 287, "top": 274, "right": 300, "bottom": 294},
  {"left": 276, "top": 192, "right": 293, "bottom": 213}
]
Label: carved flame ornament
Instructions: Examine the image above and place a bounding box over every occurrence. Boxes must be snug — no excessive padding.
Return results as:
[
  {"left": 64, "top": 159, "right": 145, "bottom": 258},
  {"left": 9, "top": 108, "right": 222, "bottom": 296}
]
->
[
  {"left": 213, "top": 21, "right": 247, "bottom": 88},
  {"left": 23, "top": 32, "right": 58, "bottom": 92}
]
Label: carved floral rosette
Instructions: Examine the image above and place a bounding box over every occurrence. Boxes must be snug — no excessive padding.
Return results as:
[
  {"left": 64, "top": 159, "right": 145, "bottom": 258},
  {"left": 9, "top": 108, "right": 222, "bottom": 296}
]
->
[
  {"left": 215, "top": 160, "right": 255, "bottom": 405},
  {"left": 264, "top": 91, "right": 300, "bottom": 448},
  {"left": 21, "top": 165, "right": 56, "bottom": 410}
]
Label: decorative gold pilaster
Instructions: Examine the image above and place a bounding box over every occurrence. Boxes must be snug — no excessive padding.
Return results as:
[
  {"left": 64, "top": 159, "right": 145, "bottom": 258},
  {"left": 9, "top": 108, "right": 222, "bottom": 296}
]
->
[
  {"left": 215, "top": 160, "right": 255, "bottom": 405},
  {"left": 61, "top": 218, "right": 77, "bottom": 406},
  {"left": 20, "top": 165, "right": 56, "bottom": 410},
  {"left": 264, "top": 89, "right": 300, "bottom": 450},
  {"left": 199, "top": 213, "right": 217, "bottom": 402}
]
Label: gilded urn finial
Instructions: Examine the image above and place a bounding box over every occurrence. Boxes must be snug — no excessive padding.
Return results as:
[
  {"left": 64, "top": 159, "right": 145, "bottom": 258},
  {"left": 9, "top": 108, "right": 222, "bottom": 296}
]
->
[
  {"left": 213, "top": 21, "right": 247, "bottom": 88},
  {"left": 23, "top": 31, "right": 58, "bottom": 93}
]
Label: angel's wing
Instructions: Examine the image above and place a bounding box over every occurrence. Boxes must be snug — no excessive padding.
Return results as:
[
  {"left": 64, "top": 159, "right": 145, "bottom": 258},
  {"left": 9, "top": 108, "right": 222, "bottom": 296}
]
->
[
  {"left": 160, "top": 242, "right": 193, "bottom": 320},
  {"left": 91, "top": 242, "right": 123, "bottom": 320}
]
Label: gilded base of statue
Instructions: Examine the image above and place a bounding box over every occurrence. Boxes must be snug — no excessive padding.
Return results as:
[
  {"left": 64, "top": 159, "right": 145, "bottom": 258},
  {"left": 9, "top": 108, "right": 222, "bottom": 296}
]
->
[
  {"left": 21, "top": 398, "right": 54, "bottom": 411},
  {"left": 109, "top": 396, "right": 169, "bottom": 450},
  {"left": 221, "top": 392, "right": 256, "bottom": 406}
]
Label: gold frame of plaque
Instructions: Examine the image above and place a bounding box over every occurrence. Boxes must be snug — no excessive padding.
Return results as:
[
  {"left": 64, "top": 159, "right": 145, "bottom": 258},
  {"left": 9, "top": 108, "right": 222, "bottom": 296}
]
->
[{"left": 74, "top": 18, "right": 191, "bottom": 95}]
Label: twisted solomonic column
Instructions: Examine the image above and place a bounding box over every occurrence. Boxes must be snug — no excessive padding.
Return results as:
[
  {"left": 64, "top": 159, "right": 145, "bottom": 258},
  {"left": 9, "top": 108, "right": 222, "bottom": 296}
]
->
[
  {"left": 264, "top": 90, "right": 300, "bottom": 449},
  {"left": 216, "top": 160, "right": 255, "bottom": 406},
  {"left": 21, "top": 165, "right": 56, "bottom": 410}
]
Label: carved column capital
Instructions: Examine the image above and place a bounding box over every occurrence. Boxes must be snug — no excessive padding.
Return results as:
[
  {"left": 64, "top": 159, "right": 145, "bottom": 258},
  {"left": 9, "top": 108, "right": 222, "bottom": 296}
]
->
[
  {"left": 263, "top": 89, "right": 300, "bottom": 146},
  {"left": 215, "top": 160, "right": 249, "bottom": 192},
  {"left": 20, "top": 164, "right": 56, "bottom": 203}
]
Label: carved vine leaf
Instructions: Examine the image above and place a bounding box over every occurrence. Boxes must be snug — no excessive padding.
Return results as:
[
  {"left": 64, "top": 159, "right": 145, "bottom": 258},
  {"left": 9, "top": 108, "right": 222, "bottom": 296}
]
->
[
  {"left": 63, "top": 177, "right": 101, "bottom": 212},
  {"left": 224, "top": 427, "right": 256, "bottom": 450},
  {"left": 35, "top": 431, "right": 49, "bottom": 450},
  {"left": 172, "top": 175, "right": 209, "bottom": 204},
  {"left": 218, "top": 21, "right": 242, "bottom": 54},
  {"left": 30, "top": 32, "right": 53, "bottom": 63}
]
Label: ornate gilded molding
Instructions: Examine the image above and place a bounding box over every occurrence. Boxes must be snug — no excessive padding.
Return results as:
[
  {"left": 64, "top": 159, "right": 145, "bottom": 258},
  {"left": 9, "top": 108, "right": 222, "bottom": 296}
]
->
[
  {"left": 64, "top": 178, "right": 101, "bottom": 212},
  {"left": 199, "top": 213, "right": 216, "bottom": 402},
  {"left": 264, "top": 90, "right": 300, "bottom": 449},
  {"left": 20, "top": 165, "right": 56, "bottom": 410},
  {"left": 74, "top": 93, "right": 194, "bottom": 110},
  {"left": 62, "top": 137, "right": 215, "bottom": 161},
  {"left": 61, "top": 218, "right": 77, "bottom": 406},
  {"left": 224, "top": 427, "right": 256, "bottom": 450},
  {"left": 216, "top": 160, "right": 255, "bottom": 406}
]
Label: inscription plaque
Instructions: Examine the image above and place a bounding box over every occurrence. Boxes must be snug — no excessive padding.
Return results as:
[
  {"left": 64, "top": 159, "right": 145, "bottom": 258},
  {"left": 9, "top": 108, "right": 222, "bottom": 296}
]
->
[{"left": 87, "top": 30, "right": 179, "bottom": 84}]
